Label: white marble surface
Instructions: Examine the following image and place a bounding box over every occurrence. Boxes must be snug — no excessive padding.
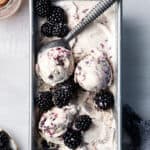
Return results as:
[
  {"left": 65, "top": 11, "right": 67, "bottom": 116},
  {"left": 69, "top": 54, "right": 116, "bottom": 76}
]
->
[
  {"left": 0, "top": 0, "right": 150, "bottom": 149},
  {"left": 0, "top": 0, "right": 29, "bottom": 149}
]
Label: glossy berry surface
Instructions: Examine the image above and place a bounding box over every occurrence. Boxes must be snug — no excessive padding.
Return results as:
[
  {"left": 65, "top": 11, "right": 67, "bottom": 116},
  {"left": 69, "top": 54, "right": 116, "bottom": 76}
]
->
[
  {"left": 34, "top": 0, "right": 51, "bottom": 17},
  {"left": 52, "top": 23, "right": 69, "bottom": 37},
  {"left": 94, "top": 90, "right": 114, "bottom": 110},
  {"left": 63, "top": 128, "right": 82, "bottom": 149},
  {"left": 35, "top": 91, "right": 54, "bottom": 111},
  {"left": 75, "top": 115, "right": 92, "bottom": 131},
  {"left": 53, "top": 78, "right": 77, "bottom": 108},
  {"left": 47, "top": 6, "right": 66, "bottom": 25},
  {"left": 41, "top": 22, "right": 53, "bottom": 37}
]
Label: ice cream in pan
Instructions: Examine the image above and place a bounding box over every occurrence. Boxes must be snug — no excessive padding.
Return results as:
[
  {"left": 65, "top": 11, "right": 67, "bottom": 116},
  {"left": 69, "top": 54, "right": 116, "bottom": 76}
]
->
[
  {"left": 34, "top": 0, "right": 118, "bottom": 149},
  {"left": 37, "top": 46, "right": 74, "bottom": 87}
]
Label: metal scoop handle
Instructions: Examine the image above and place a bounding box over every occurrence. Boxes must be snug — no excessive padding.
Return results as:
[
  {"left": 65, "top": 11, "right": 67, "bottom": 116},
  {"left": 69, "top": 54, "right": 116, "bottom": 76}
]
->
[{"left": 64, "top": 0, "right": 115, "bottom": 42}]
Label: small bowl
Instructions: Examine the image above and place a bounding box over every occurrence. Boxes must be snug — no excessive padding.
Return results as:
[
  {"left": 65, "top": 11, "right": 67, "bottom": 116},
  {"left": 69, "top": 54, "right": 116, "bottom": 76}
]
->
[{"left": 0, "top": 0, "right": 22, "bottom": 19}]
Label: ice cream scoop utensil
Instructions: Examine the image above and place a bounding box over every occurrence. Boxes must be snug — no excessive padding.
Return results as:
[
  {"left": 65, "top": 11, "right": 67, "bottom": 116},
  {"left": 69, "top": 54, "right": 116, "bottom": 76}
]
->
[{"left": 41, "top": 0, "right": 116, "bottom": 51}]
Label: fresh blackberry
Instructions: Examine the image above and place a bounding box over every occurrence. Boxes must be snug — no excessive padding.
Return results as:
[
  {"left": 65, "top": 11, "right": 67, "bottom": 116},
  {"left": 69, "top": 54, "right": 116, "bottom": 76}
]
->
[
  {"left": 41, "top": 23, "right": 53, "bottom": 37},
  {"left": 52, "top": 23, "right": 69, "bottom": 37},
  {"left": 47, "top": 6, "right": 66, "bottom": 25},
  {"left": 94, "top": 90, "right": 114, "bottom": 110},
  {"left": 53, "top": 78, "right": 77, "bottom": 108},
  {"left": 35, "top": 91, "right": 54, "bottom": 111},
  {"left": 34, "top": 0, "right": 51, "bottom": 17},
  {"left": 75, "top": 115, "right": 92, "bottom": 131},
  {"left": 0, "top": 131, "right": 9, "bottom": 148},
  {"left": 63, "top": 128, "right": 82, "bottom": 149}
]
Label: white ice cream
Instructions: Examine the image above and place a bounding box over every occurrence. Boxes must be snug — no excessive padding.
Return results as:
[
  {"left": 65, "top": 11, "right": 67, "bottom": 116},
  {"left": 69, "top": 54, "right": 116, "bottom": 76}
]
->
[
  {"left": 37, "top": 47, "right": 74, "bottom": 86},
  {"left": 37, "top": 1, "right": 118, "bottom": 150},
  {"left": 55, "top": 1, "right": 116, "bottom": 63},
  {"left": 39, "top": 105, "right": 79, "bottom": 144},
  {"left": 74, "top": 54, "right": 113, "bottom": 92}
]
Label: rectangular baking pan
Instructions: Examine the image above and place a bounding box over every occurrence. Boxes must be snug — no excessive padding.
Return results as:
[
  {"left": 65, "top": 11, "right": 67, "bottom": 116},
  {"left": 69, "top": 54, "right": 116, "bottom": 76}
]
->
[{"left": 29, "top": 0, "right": 122, "bottom": 149}]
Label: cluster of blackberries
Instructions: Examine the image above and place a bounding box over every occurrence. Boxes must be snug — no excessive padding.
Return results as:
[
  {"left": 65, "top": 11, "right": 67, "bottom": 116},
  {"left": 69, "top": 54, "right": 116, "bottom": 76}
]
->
[
  {"left": 63, "top": 115, "right": 92, "bottom": 149},
  {"left": 34, "top": 0, "right": 69, "bottom": 38},
  {"left": 35, "top": 78, "right": 77, "bottom": 111}
]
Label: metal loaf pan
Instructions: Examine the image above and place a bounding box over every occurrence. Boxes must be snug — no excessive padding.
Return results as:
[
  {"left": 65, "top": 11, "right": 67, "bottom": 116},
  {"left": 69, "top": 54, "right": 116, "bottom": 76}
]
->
[{"left": 29, "top": 0, "right": 122, "bottom": 149}]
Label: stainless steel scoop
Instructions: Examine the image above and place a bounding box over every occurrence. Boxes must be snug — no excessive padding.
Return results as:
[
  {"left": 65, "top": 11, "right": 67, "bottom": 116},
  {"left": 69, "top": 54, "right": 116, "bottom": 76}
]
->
[{"left": 41, "top": 0, "right": 116, "bottom": 51}]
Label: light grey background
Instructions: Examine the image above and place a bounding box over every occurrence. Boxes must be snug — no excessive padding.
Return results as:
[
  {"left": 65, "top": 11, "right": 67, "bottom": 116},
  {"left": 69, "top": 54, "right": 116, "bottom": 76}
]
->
[{"left": 0, "top": 0, "right": 150, "bottom": 149}]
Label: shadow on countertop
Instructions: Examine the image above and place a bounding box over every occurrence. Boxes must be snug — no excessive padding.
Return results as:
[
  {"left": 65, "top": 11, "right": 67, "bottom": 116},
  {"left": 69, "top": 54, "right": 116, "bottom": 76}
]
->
[
  {"left": 122, "top": 18, "right": 150, "bottom": 119},
  {"left": 122, "top": 19, "right": 150, "bottom": 150}
]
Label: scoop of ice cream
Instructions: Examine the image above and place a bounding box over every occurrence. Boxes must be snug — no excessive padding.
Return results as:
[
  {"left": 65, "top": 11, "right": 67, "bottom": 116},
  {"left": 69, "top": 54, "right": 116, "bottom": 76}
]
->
[
  {"left": 36, "top": 47, "right": 74, "bottom": 86},
  {"left": 39, "top": 105, "right": 78, "bottom": 144},
  {"left": 74, "top": 55, "right": 113, "bottom": 92}
]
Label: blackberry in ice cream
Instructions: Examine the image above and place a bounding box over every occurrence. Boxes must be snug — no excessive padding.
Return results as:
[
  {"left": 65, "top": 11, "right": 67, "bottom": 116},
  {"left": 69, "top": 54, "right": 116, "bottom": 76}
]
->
[
  {"left": 41, "top": 23, "right": 53, "bottom": 37},
  {"left": 52, "top": 23, "right": 69, "bottom": 37},
  {"left": 53, "top": 77, "right": 77, "bottom": 108},
  {"left": 34, "top": 0, "right": 51, "bottom": 17},
  {"left": 75, "top": 115, "right": 92, "bottom": 132},
  {"left": 35, "top": 91, "right": 54, "bottom": 112},
  {"left": 94, "top": 90, "right": 114, "bottom": 110},
  {"left": 63, "top": 128, "right": 82, "bottom": 149},
  {"left": 47, "top": 6, "right": 67, "bottom": 25}
]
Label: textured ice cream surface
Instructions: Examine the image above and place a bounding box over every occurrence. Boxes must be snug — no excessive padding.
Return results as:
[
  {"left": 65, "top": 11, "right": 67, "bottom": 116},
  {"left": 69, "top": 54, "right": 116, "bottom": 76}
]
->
[
  {"left": 74, "top": 55, "right": 113, "bottom": 92},
  {"left": 39, "top": 105, "right": 79, "bottom": 144},
  {"left": 53, "top": 1, "right": 116, "bottom": 64},
  {"left": 36, "top": 1, "right": 118, "bottom": 150},
  {"left": 36, "top": 47, "right": 74, "bottom": 87}
]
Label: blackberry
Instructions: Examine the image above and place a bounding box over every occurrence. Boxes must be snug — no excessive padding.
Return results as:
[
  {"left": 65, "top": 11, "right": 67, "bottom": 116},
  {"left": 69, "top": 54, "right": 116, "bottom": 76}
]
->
[
  {"left": 47, "top": 6, "right": 66, "bottom": 25},
  {"left": 53, "top": 78, "right": 77, "bottom": 108},
  {"left": 94, "top": 90, "right": 114, "bottom": 110},
  {"left": 0, "top": 131, "right": 9, "bottom": 148},
  {"left": 41, "top": 23, "right": 53, "bottom": 37},
  {"left": 63, "top": 128, "right": 82, "bottom": 149},
  {"left": 75, "top": 115, "right": 92, "bottom": 131},
  {"left": 52, "top": 23, "right": 69, "bottom": 37},
  {"left": 34, "top": 0, "right": 51, "bottom": 17},
  {"left": 35, "top": 91, "right": 54, "bottom": 111}
]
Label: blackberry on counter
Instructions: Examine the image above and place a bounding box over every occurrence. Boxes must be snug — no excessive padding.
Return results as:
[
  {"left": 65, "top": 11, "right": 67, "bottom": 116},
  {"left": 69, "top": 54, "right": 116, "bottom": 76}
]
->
[
  {"left": 35, "top": 91, "right": 54, "bottom": 111},
  {"left": 47, "top": 6, "right": 66, "bottom": 25},
  {"left": 52, "top": 23, "right": 69, "bottom": 37},
  {"left": 53, "top": 78, "right": 77, "bottom": 108},
  {"left": 34, "top": 0, "right": 51, "bottom": 17},
  {"left": 41, "top": 23, "right": 53, "bottom": 37},
  {"left": 75, "top": 115, "right": 92, "bottom": 131},
  {"left": 63, "top": 128, "right": 82, "bottom": 149},
  {"left": 0, "top": 131, "right": 9, "bottom": 148},
  {"left": 94, "top": 90, "right": 114, "bottom": 110}
]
